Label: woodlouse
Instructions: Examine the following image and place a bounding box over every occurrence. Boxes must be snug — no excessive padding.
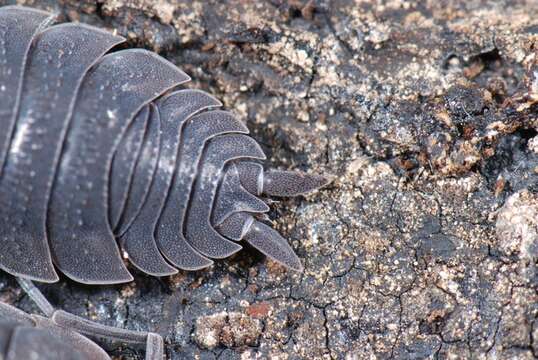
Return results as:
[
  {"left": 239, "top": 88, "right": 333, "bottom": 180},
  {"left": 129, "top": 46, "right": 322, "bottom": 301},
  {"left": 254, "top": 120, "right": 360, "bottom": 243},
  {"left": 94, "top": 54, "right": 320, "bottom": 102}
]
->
[{"left": 0, "top": 5, "right": 329, "bottom": 358}]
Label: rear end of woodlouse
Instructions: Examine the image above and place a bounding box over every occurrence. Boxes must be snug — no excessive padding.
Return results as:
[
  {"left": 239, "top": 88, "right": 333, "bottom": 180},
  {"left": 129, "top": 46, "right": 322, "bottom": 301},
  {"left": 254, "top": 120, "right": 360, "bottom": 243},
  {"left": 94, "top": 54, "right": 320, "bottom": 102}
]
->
[{"left": 0, "top": 5, "right": 330, "bottom": 359}]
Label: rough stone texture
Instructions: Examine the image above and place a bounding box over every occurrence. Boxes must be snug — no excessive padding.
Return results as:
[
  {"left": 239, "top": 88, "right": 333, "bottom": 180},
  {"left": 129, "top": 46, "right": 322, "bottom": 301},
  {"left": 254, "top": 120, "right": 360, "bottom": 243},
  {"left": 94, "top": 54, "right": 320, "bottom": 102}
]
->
[
  {"left": 194, "top": 311, "right": 262, "bottom": 349},
  {"left": 496, "top": 190, "right": 538, "bottom": 261},
  {"left": 0, "top": 0, "right": 537, "bottom": 359}
]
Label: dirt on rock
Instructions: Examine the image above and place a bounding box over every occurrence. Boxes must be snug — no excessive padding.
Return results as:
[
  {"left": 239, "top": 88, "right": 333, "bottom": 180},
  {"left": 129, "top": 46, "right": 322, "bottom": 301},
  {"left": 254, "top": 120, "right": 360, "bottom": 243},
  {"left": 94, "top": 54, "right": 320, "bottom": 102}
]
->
[
  {"left": 194, "top": 311, "right": 263, "bottom": 350},
  {"left": 0, "top": 0, "right": 537, "bottom": 359}
]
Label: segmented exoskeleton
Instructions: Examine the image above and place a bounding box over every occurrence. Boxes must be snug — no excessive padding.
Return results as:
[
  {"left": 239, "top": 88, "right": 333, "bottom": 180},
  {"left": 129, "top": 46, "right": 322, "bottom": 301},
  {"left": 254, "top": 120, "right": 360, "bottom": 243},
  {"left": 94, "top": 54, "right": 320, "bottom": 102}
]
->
[{"left": 0, "top": 5, "right": 328, "bottom": 359}]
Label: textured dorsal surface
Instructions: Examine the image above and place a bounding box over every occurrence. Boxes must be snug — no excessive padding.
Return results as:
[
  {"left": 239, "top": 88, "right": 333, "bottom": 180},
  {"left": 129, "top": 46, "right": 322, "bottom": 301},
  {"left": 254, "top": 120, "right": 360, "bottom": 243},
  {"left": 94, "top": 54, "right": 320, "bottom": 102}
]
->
[
  {"left": 0, "top": 20, "right": 124, "bottom": 283},
  {"left": 0, "top": 6, "right": 52, "bottom": 176},
  {"left": 0, "top": 5, "right": 329, "bottom": 285}
]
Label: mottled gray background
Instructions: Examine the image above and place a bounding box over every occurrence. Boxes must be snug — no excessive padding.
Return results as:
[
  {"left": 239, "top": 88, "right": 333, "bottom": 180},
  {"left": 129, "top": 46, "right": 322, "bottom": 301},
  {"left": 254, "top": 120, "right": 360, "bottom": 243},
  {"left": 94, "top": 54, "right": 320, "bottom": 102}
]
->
[{"left": 0, "top": 0, "right": 536, "bottom": 359}]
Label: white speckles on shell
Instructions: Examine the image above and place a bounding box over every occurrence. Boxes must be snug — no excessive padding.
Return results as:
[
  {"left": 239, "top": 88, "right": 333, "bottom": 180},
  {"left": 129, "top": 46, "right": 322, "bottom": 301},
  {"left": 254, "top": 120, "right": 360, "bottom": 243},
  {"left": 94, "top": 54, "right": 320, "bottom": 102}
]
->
[
  {"left": 47, "top": 48, "right": 189, "bottom": 284},
  {"left": 0, "top": 5, "right": 327, "bottom": 284},
  {"left": 107, "top": 109, "right": 118, "bottom": 120}
]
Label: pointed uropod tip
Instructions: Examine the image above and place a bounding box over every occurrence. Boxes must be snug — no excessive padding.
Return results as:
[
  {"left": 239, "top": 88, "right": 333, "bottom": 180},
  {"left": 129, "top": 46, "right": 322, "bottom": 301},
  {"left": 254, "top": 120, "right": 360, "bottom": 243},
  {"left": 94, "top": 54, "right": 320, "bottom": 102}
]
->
[
  {"left": 263, "top": 170, "right": 333, "bottom": 197},
  {"left": 244, "top": 220, "right": 304, "bottom": 273},
  {"left": 311, "top": 173, "right": 334, "bottom": 191},
  {"left": 282, "top": 257, "right": 304, "bottom": 273}
]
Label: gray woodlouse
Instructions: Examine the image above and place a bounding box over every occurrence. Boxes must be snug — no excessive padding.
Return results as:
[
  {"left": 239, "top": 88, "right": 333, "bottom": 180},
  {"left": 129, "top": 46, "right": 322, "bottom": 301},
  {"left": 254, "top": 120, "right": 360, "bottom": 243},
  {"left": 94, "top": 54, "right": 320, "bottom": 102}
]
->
[{"left": 0, "top": 5, "right": 329, "bottom": 359}]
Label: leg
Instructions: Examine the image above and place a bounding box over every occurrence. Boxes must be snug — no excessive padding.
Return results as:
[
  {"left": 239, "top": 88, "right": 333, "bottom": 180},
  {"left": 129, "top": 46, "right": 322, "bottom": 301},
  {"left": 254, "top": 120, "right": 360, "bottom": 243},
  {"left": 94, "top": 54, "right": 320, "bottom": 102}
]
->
[
  {"left": 54, "top": 312, "right": 164, "bottom": 360},
  {"left": 146, "top": 332, "right": 164, "bottom": 360},
  {"left": 16, "top": 277, "right": 54, "bottom": 317},
  {"left": 52, "top": 310, "right": 148, "bottom": 343},
  {"left": 16, "top": 277, "right": 164, "bottom": 360}
]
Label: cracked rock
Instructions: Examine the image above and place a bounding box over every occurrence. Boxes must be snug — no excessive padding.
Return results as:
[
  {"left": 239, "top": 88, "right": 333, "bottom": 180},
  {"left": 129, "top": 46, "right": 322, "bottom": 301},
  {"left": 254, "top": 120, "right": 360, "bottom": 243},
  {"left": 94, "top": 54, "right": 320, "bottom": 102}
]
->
[{"left": 0, "top": 0, "right": 536, "bottom": 359}]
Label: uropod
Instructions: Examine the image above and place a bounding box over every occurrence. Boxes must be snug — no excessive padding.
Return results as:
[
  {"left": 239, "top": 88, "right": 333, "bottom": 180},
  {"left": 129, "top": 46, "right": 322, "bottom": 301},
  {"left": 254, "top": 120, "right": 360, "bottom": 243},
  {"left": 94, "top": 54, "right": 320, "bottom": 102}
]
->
[{"left": 0, "top": 5, "right": 329, "bottom": 359}]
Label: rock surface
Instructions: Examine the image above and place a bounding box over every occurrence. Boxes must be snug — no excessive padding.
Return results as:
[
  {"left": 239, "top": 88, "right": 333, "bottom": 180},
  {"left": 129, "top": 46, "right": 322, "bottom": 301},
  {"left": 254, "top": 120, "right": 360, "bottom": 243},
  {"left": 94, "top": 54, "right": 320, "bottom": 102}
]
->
[{"left": 0, "top": 0, "right": 537, "bottom": 359}]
